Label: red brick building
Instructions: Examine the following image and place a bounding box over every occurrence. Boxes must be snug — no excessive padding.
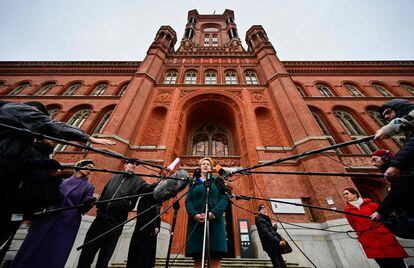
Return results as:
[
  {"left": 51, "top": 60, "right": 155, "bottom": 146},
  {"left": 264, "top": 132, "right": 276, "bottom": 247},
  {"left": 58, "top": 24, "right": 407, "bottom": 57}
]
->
[{"left": 1, "top": 9, "right": 414, "bottom": 267}]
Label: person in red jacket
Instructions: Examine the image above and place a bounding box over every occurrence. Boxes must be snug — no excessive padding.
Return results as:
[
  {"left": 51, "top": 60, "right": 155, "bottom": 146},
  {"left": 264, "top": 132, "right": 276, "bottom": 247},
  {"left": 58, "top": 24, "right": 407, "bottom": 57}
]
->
[{"left": 343, "top": 187, "right": 407, "bottom": 268}]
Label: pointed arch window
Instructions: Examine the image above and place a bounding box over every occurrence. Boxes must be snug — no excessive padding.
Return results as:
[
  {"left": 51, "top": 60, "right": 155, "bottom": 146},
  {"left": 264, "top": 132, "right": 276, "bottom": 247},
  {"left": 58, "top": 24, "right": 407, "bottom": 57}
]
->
[
  {"left": 317, "top": 84, "right": 334, "bottom": 97},
  {"left": 55, "top": 109, "right": 91, "bottom": 152},
  {"left": 367, "top": 109, "right": 404, "bottom": 148},
  {"left": 204, "top": 71, "right": 217, "bottom": 84},
  {"left": 9, "top": 82, "right": 29, "bottom": 95},
  {"left": 91, "top": 83, "right": 108, "bottom": 96},
  {"left": 245, "top": 71, "right": 258, "bottom": 84},
  {"left": 295, "top": 84, "right": 305, "bottom": 97},
  {"left": 401, "top": 83, "right": 414, "bottom": 95},
  {"left": 372, "top": 83, "right": 393, "bottom": 97},
  {"left": 184, "top": 71, "right": 197, "bottom": 84},
  {"left": 63, "top": 82, "right": 81, "bottom": 96},
  {"left": 191, "top": 124, "right": 230, "bottom": 156},
  {"left": 35, "top": 82, "right": 55, "bottom": 96},
  {"left": 334, "top": 110, "right": 378, "bottom": 154},
  {"left": 47, "top": 108, "right": 60, "bottom": 119},
  {"left": 345, "top": 84, "right": 364, "bottom": 97},
  {"left": 225, "top": 71, "right": 238, "bottom": 84},
  {"left": 164, "top": 71, "right": 178, "bottom": 84},
  {"left": 311, "top": 111, "right": 341, "bottom": 153},
  {"left": 117, "top": 83, "right": 129, "bottom": 96}
]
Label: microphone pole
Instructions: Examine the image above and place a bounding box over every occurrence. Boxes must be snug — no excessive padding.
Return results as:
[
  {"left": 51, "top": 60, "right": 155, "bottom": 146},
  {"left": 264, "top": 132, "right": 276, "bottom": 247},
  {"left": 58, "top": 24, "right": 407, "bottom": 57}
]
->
[
  {"left": 0, "top": 122, "right": 163, "bottom": 170},
  {"left": 165, "top": 200, "right": 180, "bottom": 268},
  {"left": 34, "top": 192, "right": 154, "bottom": 217},
  {"left": 235, "top": 194, "right": 371, "bottom": 219},
  {"left": 76, "top": 202, "right": 160, "bottom": 251},
  {"left": 61, "top": 166, "right": 185, "bottom": 181},
  {"left": 231, "top": 135, "right": 375, "bottom": 176},
  {"left": 139, "top": 189, "right": 190, "bottom": 232},
  {"left": 201, "top": 172, "right": 212, "bottom": 268}
]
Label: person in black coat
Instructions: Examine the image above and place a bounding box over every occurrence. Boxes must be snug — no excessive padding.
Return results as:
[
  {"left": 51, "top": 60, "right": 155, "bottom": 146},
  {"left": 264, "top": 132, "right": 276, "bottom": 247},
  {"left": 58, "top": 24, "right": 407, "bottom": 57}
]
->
[
  {"left": 126, "top": 195, "right": 161, "bottom": 268},
  {"left": 255, "top": 204, "right": 287, "bottom": 268},
  {"left": 77, "top": 160, "right": 158, "bottom": 268},
  {"left": 371, "top": 99, "right": 414, "bottom": 222},
  {"left": 0, "top": 101, "right": 114, "bottom": 254}
]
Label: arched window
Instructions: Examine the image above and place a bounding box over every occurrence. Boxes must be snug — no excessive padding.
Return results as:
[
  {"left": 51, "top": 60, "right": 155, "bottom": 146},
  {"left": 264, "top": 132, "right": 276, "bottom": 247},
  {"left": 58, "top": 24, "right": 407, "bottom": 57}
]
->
[
  {"left": 367, "top": 109, "right": 404, "bottom": 148},
  {"left": 204, "top": 70, "right": 217, "bottom": 84},
  {"left": 311, "top": 111, "right": 341, "bottom": 153},
  {"left": 184, "top": 70, "right": 197, "bottom": 84},
  {"left": 295, "top": 84, "right": 305, "bottom": 97},
  {"left": 191, "top": 124, "right": 230, "bottom": 156},
  {"left": 63, "top": 82, "right": 81, "bottom": 96},
  {"left": 55, "top": 109, "right": 91, "bottom": 152},
  {"left": 35, "top": 82, "right": 55, "bottom": 96},
  {"left": 225, "top": 70, "right": 238, "bottom": 84},
  {"left": 316, "top": 84, "right": 334, "bottom": 97},
  {"left": 334, "top": 110, "right": 378, "bottom": 154},
  {"left": 245, "top": 71, "right": 258, "bottom": 84},
  {"left": 117, "top": 83, "right": 129, "bottom": 96},
  {"left": 47, "top": 106, "right": 61, "bottom": 119},
  {"left": 401, "top": 83, "right": 414, "bottom": 95},
  {"left": 92, "top": 110, "right": 112, "bottom": 134},
  {"left": 164, "top": 71, "right": 177, "bottom": 84},
  {"left": 9, "top": 82, "right": 30, "bottom": 95},
  {"left": 345, "top": 84, "right": 364, "bottom": 97},
  {"left": 372, "top": 83, "right": 393, "bottom": 97},
  {"left": 91, "top": 83, "right": 108, "bottom": 96}
]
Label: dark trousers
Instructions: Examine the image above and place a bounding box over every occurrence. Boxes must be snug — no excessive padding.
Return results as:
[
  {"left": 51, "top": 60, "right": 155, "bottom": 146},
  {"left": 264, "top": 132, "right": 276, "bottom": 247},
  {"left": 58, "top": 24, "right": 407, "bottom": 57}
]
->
[
  {"left": 375, "top": 258, "right": 406, "bottom": 268},
  {"left": 126, "top": 224, "right": 157, "bottom": 268},
  {"left": 77, "top": 214, "right": 126, "bottom": 268},
  {"left": 265, "top": 250, "right": 286, "bottom": 268}
]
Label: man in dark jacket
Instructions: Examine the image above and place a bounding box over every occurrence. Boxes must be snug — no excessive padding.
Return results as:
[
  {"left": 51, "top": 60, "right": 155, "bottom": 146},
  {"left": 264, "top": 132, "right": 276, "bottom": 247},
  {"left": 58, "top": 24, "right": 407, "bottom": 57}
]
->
[
  {"left": 77, "top": 160, "right": 158, "bottom": 268},
  {"left": 255, "top": 204, "right": 287, "bottom": 268},
  {"left": 371, "top": 99, "right": 414, "bottom": 222},
  {"left": 0, "top": 101, "right": 114, "bottom": 252},
  {"left": 126, "top": 195, "right": 161, "bottom": 268}
]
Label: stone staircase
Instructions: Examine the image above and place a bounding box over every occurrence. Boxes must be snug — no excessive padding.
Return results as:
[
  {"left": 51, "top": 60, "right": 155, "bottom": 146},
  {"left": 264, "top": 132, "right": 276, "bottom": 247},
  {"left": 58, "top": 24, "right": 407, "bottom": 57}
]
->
[{"left": 110, "top": 257, "right": 307, "bottom": 268}]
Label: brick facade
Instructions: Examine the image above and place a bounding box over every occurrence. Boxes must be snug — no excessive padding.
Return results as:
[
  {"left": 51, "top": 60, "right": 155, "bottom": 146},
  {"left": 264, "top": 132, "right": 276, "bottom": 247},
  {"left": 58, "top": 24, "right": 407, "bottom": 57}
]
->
[{"left": 1, "top": 9, "right": 414, "bottom": 258}]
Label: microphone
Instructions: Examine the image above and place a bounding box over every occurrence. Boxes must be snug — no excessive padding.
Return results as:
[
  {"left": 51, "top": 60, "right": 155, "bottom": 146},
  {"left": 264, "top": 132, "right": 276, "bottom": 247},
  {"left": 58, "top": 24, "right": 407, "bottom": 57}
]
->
[
  {"left": 153, "top": 168, "right": 189, "bottom": 202},
  {"left": 215, "top": 164, "right": 231, "bottom": 179},
  {"left": 160, "top": 158, "right": 180, "bottom": 178},
  {"left": 214, "top": 173, "right": 234, "bottom": 199},
  {"left": 191, "top": 168, "right": 202, "bottom": 185}
]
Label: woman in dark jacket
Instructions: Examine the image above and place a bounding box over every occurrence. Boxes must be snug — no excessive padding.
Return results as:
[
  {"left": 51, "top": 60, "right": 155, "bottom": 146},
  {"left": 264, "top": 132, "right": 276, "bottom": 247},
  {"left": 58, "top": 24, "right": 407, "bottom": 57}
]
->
[
  {"left": 185, "top": 157, "right": 228, "bottom": 268},
  {"left": 343, "top": 188, "right": 407, "bottom": 268},
  {"left": 255, "top": 204, "right": 287, "bottom": 268}
]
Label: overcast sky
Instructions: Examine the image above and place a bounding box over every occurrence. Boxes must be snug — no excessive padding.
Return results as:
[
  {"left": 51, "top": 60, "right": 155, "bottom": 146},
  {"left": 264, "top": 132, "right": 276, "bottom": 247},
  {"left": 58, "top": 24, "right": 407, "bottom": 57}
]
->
[{"left": 0, "top": 0, "right": 413, "bottom": 61}]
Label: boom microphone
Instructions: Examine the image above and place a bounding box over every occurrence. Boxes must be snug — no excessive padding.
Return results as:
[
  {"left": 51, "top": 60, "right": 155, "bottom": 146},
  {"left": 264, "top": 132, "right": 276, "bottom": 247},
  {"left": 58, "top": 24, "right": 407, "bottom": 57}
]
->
[
  {"left": 153, "top": 168, "right": 189, "bottom": 202},
  {"left": 160, "top": 158, "right": 180, "bottom": 178},
  {"left": 215, "top": 164, "right": 231, "bottom": 179}
]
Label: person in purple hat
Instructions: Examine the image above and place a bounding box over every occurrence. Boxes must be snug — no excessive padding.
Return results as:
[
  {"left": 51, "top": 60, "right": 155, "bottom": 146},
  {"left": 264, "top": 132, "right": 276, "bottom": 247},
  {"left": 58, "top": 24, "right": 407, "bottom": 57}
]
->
[{"left": 11, "top": 159, "right": 97, "bottom": 268}]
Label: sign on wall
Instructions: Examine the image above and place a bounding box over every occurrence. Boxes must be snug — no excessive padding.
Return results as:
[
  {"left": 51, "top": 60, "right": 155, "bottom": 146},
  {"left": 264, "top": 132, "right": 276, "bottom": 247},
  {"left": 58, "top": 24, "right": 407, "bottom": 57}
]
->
[{"left": 270, "top": 198, "right": 306, "bottom": 214}]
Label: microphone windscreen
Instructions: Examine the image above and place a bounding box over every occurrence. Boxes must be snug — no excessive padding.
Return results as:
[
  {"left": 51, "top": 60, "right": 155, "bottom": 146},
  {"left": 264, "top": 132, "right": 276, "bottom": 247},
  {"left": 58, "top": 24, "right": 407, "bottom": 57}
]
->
[{"left": 153, "top": 168, "right": 189, "bottom": 202}]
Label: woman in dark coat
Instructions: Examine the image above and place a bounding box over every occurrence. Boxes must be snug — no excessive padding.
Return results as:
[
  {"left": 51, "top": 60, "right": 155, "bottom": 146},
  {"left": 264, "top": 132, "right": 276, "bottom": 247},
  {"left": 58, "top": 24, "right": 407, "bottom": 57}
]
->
[
  {"left": 11, "top": 159, "right": 96, "bottom": 268},
  {"left": 343, "top": 188, "right": 407, "bottom": 268},
  {"left": 185, "top": 157, "right": 228, "bottom": 268}
]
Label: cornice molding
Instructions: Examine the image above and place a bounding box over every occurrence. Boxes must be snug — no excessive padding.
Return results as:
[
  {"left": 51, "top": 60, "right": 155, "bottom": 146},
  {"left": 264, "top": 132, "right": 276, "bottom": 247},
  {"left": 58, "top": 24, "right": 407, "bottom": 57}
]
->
[
  {"left": 282, "top": 60, "right": 414, "bottom": 74},
  {"left": 0, "top": 61, "right": 141, "bottom": 75}
]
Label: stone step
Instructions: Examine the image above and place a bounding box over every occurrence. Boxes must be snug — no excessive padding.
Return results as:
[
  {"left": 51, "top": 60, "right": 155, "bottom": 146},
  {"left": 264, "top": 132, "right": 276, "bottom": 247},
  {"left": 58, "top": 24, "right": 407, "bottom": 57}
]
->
[{"left": 110, "top": 257, "right": 307, "bottom": 268}]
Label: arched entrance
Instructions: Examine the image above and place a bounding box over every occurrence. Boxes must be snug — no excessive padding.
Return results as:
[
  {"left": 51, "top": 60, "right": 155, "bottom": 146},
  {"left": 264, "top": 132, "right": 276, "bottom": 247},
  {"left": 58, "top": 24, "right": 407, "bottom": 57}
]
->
[{"left": 170, "top": 92, "right": 254, "bottom": 258}]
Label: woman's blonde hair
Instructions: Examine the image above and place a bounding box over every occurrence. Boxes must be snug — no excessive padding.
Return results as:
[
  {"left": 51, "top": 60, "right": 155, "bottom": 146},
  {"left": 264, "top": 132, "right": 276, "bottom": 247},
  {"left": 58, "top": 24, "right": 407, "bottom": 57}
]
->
[{"left": 199, "top": 157, "right": 214, "bottom": 167}]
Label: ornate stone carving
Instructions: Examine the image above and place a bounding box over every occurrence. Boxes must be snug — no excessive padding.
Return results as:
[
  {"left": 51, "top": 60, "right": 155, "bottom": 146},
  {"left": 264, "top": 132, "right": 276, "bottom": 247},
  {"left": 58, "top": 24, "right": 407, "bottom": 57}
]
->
[
  {"left": 156, "top": 91, "right": 171, "bottom": 102},
  {"left": 340, "top": 156, "right": 371, "bottom": 167},
  {"left": 181, "top": 156, "right": 241, "bottom": 167},
  {"left": 251, "top": 91, "right": 266, "bottom": 102}
]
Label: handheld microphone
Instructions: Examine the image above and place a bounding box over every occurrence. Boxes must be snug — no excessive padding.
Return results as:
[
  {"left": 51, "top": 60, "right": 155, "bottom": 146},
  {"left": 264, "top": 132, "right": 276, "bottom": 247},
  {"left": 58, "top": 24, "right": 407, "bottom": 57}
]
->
[
  {"left": 160, "top": 157, "right": 180, "bottom": 178},
  {"left": 215, "top": 164, "right": 231, "bottom": 179},
  {"left": 214, "top": 174, "right": 234, "bottom": 199}
]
